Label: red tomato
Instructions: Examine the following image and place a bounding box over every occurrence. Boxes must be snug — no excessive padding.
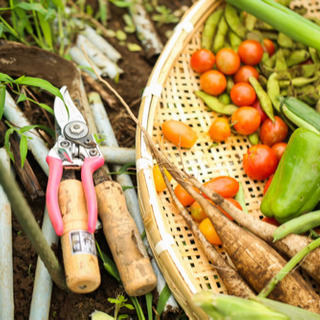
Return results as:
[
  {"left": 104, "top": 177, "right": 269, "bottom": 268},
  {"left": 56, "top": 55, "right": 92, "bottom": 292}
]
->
[
  {"left": 252, "top": 99, "right": 268, "bottom": 123},
  {"left": 262, "top": 216, "right": 279, "bottom": 226},
  {"left": 215, "top": 48, "right": 241, "bottom": 75},
  {"left": 190, "top": 49, "right": 215, "bottom": 73},
  {"left": 230, "top": 82, "right": 256, "bottom": 107},
  {"left": 262, "top": 39, "right": 275, "bottom": 57},
  {"left": 162, "top": 120, "right": 198, "bottom": 148},
  {"left": 190, "top": 201, "right": 207, "bottom": 222},
  {"left": 259, "top": 116, "right": 288, "bottom": 147},
  {"left": 238, "top": 40, "right": 264, "bottom": 65},
  {"left": 203, "top": 176, "right": 239, "bottom": 198},
  {"left": 271, "top": 142, "right": 287, "bottom": 161},
  {"left": 234, "top": 65, "right": 259, "bottom": 84},
  {"left": 263, "top": 175, "right": 274, "bottom": 195},
  {"left": 174, "top": 184, "right": 195, "bottom": 207},
  {"left": 243, "top": 144, "right": 278, "bottom": 180},
  {"left": 231, "top": 107, "right": 261, "bottom": 135},
  {"left": 200, "top": 70, "right": 227, "bottom": 96},
  {"left": 209, "top": 117, "right": 231, "bottom": 142}
]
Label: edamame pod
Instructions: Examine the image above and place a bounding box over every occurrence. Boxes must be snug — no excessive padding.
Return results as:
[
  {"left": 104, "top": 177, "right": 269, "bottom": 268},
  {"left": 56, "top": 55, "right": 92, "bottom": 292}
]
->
[
  {"left": 249, "top": 76, "right": 275, "bottom": 121},
  {"left": 275, "top": 49, "right": 287, "bottom": 71},
  {"left": 244, "top": 13, "right": 257, "bottom": 31},
  {"left": 273, "top": 210, "right": 320, "bottom": 242},
  {"left": 228, "top": 30, "right": 242, "bottom": 51},
  {"left": 267, "top": 73, "right": 281, "bottom": 112},
  {"left": 212, "top": 16, "right": 229, "bottom": 53},
  {"left": 224, "top": 4, "right": 246, "bottom": 38},
  {"left": 309, "top": 47, "right": 320, "bottom": 64},
  {"left": 277, "top": 32, "right": 294, "bottom": 48},
  {"left": 195, "top": 91, "right": 238, "bottom": 115},
  {"left": 289, "top": 63, "right": 319, "bottom": 78},
  {"left": 201, "top": 9, "right": 224, "bottom": 50},
  {"left": 279, "top": 75, "right": 319, "bottom": 88},
  {"left": 248, "top": 132, "right": 259, "bottom": 145},
  {"left": 286, "top": 50, "right": 310, "bottom": 67}
]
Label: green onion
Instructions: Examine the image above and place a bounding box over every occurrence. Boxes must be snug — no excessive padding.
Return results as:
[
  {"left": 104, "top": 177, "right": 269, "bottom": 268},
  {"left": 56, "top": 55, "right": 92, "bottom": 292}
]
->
[{"left": 226, "top": 0, "right": 320, "bottom": 51}]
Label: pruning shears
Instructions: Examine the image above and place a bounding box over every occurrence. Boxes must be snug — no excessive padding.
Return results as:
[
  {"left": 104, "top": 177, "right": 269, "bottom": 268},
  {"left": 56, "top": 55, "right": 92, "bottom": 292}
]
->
[{"left": 46, "top": 86, "right": 104, "bottom": 236}]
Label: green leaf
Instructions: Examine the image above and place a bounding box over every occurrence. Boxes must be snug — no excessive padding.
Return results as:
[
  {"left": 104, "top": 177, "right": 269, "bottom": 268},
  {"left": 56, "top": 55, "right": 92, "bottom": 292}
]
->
[
  {"left": 0, "top": 72, "right": 14, "bottom": 83},
  {"left": 17, "top": 93, "right": 27, "bottom": 103},
  {"left": 156, "top": 284, "right": 172, "bottom": 317},
  {"left": 14, "top": 76, "right": 63, "bottom": 100},
  {"left": 109, "top": 0, "right": 132, "bottom": 8},
  {"left": 16, "top": 2, "right": 48, "bottom": 15},
  {"left": 127, "top": 43, "right": 142, "bottom": 52},
  {"left": 19, "top": 124, "right": 55, "bottom": 138},
  {"left": 38, "top": 12, "right": 53, "bottom": 50},
  {"left": 4, "top": 127, "right": 16, "bottom": 162},
  {"left": 145, "top": 293, "right": 153, "bottom": 320},
  {"left": 122, "top": 185, "right": 135, "bottom": 191},
  {"left": 130, "top": 297, "right": 146, "bottom": 320},
  {"left": 108, "top": 163, "right": 136, "bottom": 176},
  {"left": 0, "top": 84, "right": 6, "bottom": 120},
  {"left": 19, "top": 135, "right": 28, "bottom": 167}
]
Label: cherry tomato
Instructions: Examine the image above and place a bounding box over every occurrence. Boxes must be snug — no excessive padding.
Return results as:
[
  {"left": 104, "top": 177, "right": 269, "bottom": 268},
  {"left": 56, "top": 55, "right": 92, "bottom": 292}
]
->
[
  {"left": 252, "top": 99, "right": 268, "bottom": 123},
  {"left": 200, "top": 70, "right": 227, "bottom": 96},
  {"left": 209, "top": 117, "right": 231, "bottom": 142},
  {"left": 215, "top": 48, "right": 241, "bottom": 75},
  {"left": 238, "top": 40, "right": 264, "bottom": 65},
  {"left": 153, "top": 165, "right": 172, "bottom": 193},
  {"left": 262, "top": 39, "right": 275, "bottom": 57},
  {"left": 231, "top": 107, "right": 261, "bottom": 135},
  {"left": 162, "top": 120, "right": 197, "bottom": 148},
  {"left": 263, "top": 175, "right": 274, "bottom": 195},
  {"left": 174, "top": 184, "right": 196, "bottom": 207},
  {"left": 230, "top": 82, "right": 256, "bottom": 107},
  {"left": 203, "top": 176, "right": 239, "bottom": 198},
  {"left": 234, "top": 65, "right": 259, "bottom": 84},
  {"left": 190, "top": 49, "right": 215, "bottom": 73},
  {"left": 243, "top": 144, "right": 278, "bottom": 180},
  {"left": 271, "top": 142, "right": 287, "bottom": 161},
  {"left": 190, "top": 201, "right": 207, "bottom": 222},
  {"left": 259, "top": 116, "right": 288, "bottom": 147},
  {"left": 262, "top": 216, "right": 280, "bottom": 226},
  {"left": 218, "top": 198, "right": 242, "bottom": 220},
  {"left": 199, "top": 218, "right": 222, "bottom": 245}
]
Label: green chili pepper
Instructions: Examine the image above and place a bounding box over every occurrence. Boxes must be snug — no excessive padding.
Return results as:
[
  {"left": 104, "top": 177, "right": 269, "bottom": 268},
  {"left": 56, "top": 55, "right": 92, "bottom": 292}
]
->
[
  {"left": 201, "top": 9, "right": 224, "bottom": 50},
  {"left": 224, "top": 4, "right": 246, "bottom": 38},
  {"left": 249, "top": 76, "right": 275, "bottom": 121},
  {"left": 286, "top": 50, "right": 310, "bottom": 67},
  {"left": 273, "top": 210, "right": 320, "bottom": 242},
  {"left": 212, "top": 16, "right": 229, "bottom": 53},
  {"left": 244, "top": 13, "right": 257, "bottom": 31},
  {"left": 277, "top": 32, "right": 294, "bottom": 48},
  {"left": 267, "top": 73, "right": 281, "bottom": 112},
  {"left": 261, "top": 128, "right": 320, "bottom": 223},
  {"left": 195, "top": 91, "right": 238, "bottom": 115}
]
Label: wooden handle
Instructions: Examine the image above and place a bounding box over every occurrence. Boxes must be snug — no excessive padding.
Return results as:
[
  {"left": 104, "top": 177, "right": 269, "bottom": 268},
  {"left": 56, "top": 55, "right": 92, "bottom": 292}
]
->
[
  {"left": 95, "top": 180, "right": 157, "bottom": 296},
  {"left": 59, "top": 179, "right": 101, "bottom": 293}
]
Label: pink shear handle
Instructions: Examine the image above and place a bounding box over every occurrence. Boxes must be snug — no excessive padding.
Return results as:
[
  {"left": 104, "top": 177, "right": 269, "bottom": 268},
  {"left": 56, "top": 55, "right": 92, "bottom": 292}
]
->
[
  {"left": 82, "top": 156, "right": 104, "bottom": 233},
  {"left": 46, "top": 156, "right": 64, "bottom": 236}
]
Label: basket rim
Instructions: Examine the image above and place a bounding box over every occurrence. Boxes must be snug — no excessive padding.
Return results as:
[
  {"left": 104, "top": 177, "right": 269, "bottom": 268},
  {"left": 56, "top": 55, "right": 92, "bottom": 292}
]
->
[{"left": 136, "top": 0, "right": 223, "bottom": 318}]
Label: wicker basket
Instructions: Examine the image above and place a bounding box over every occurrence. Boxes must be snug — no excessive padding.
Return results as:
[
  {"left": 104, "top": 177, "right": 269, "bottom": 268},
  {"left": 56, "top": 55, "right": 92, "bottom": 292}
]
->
[{"left": 136, "top": 1, "right": 320, "bottom": 318}]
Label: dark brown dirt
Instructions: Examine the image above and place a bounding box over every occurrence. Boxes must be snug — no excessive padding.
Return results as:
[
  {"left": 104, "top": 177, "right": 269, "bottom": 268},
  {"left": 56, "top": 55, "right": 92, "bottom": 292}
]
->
[{"left": 9, "top": 0, "right": 192, "bottom": 319}]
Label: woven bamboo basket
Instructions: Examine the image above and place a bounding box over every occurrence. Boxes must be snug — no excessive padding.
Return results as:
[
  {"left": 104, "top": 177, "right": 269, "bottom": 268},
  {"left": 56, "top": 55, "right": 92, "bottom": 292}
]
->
[{"left": 136, "top": 0, "right": 320, "bottom": 318}]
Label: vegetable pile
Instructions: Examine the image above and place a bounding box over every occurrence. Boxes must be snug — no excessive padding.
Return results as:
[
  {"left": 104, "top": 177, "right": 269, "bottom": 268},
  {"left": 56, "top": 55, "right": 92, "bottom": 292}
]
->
[{"left": 149, "top": 0, "right": 320, "bottom": 318}]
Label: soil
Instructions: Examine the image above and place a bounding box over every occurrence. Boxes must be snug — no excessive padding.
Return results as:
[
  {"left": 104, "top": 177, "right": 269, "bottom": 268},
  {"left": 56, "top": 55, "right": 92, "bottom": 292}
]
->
[{"left": 9, "top": 1, "right": 193, "bottom": 319}]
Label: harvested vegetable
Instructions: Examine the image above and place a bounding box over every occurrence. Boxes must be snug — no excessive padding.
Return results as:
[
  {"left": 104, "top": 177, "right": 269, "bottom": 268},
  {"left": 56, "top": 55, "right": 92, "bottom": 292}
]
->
[
  {"left": 259, "top": 116, "right": 288, "bottom": 147},
  {"left": 200, "top": 70, "right": 227, "bottom": 96},
  {"left": 238, "top": 39, "right": 264, "bottom": 65},
  {"left": 215, "top": 48, "right": 240, "bottom": 75},
  {"left": 208, "top": 117, "right": 231, "bottom": 142},
  {"left": 261, "top": 128, "right": 320, "bottom": 223},
  {"left": 233, "top": 65, "right": 259, "bottom": 84},
  {"left": 230, "top": 82, "right": 256, "bottom": 106},
  {"left": 203, "top": 176, "right": 239, "bottom": 198},
  {"left": 153, "top": 164, "right": 172, "bottom": 193},
  {"left": 201, "top": 9, "right": 224, "bottom": 50},
  {"left": 190, "top": 49, "right": 215, "bottom": 73},
  {"left": 231, "top": 106, "right": 261, "bottom": 135},
  {"left": 199, "top": 218, "right": 221, "bottom": 245}
]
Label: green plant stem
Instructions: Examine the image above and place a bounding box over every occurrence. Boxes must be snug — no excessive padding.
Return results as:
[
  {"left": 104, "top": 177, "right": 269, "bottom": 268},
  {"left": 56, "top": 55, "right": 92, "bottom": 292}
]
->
[
  {"left": 0, "top": 161, "right": 68, "bottom": 291},
  {"left": 259, "top": 237, "right": 320, "bottom": 298},
  {"left": 30, "top": 0, "right": 44, "bottom": 46}
]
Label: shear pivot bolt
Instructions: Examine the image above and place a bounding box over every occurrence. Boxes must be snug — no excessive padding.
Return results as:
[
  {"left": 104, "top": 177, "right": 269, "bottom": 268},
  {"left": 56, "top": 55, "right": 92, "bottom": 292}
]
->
[{"left": 89, "top": 149, "right": 98, "bottom": 156}]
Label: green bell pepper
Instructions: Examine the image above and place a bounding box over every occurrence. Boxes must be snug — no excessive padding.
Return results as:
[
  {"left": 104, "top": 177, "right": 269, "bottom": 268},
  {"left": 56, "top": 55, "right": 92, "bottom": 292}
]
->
[{"left": 260, "top": 127, "right": 320, "bottom": 223}]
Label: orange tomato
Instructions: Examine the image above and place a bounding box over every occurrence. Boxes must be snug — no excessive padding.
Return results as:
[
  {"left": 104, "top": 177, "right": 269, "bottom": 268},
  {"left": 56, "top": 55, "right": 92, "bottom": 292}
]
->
[
  {"left": 190, "top": 49, "right": 215, "bottom": 73},
  {"left": 215, "top": 48, "right": 241, "bottom": 75},
  {"left": 199, "top": 218, "right": 222, "bottom": 245},
  {"left": 231, "top": 106, "right": 261, "bottom": 135},
  {"left": 190, "top": 201, "right": 207, "bottom": 222},
  {"left": 209, "top": 117, "right": 231, "bottom": 142},
  {"left": 162, "top": 120, "right": 197, "bottom": 148},
  {"left": 153, "top": 164, "right": 172, "bottom": 193},
  {"left": 174, "top": 184, "right": 196, "bottom": 207},
  {"left": 203, "top": 176, "right": 239, "bottom": 198},
  {"left": 200, "top": 70, "right": 227, "bottom": 96},
  {"left": 234, "top": 65, "right": 259, "bottom": 84}
]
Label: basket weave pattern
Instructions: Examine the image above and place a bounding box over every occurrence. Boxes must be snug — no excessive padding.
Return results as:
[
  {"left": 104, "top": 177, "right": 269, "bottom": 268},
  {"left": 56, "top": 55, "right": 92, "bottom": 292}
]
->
[{"left": 137, "top": 1, "right": 320, "bottom": 318}]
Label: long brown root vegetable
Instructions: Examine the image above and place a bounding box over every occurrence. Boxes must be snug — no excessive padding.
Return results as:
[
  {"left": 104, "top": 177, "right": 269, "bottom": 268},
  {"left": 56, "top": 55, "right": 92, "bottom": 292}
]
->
[
  {"left": 158, "top": 163, "right": 255, "bottom": 299},
  {"left": 84, "top": 60, "right": 320, "bottom": 313}
]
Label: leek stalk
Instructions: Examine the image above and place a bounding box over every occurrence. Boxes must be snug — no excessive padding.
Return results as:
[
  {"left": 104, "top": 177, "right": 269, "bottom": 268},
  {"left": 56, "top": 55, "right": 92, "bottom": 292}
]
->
[{"left": 226, "top": 0, "right": 320, "bottom": 51}]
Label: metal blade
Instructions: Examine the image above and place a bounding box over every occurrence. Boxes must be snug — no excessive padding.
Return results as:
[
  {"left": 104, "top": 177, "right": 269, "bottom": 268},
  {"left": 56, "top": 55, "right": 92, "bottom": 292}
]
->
[{"left": 54, "top": 86, "right": 86, "bottom": 133}]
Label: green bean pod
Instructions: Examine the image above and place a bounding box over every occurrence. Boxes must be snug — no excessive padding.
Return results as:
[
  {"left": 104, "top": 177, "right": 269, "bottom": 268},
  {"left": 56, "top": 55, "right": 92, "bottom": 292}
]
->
[
  {"left": 195, "top": 91, "right": 238, "bottom": 115},
  {"left": 201, "top": 9, "right": 224, "bottom": 50},
  {"left": 249, "top": 76, "right": 275, "bottom": 121},
  {"left": 212, "top": 16, "right": 229, "bottom": 53},
  {"left": 267, "top": 73, "right": 281, "bottom": 112},
  {"left": 224, "top": 4, "right": 246, "bottom": 38},
  {"left": 273, "top": 210, "right": 320, "bottom": 241},
  {"left": 286, "top": 50, "right": 310, "bottom": 67}
]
